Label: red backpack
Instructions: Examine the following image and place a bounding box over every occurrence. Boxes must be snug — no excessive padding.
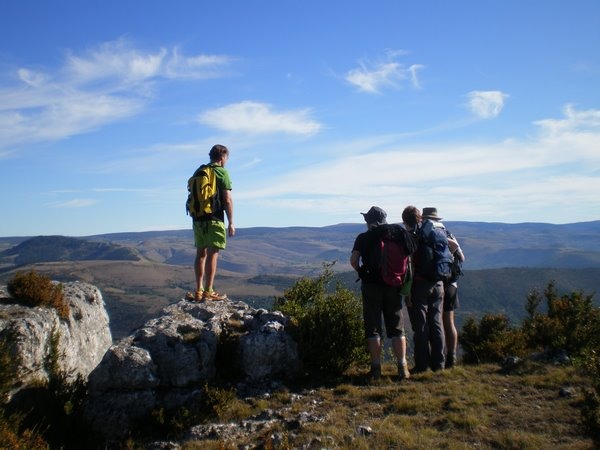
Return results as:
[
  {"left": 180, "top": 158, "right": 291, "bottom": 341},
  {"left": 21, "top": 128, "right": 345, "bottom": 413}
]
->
[
  {"left": 379, "top": 234, "right": 410, "bottom": 286},
  {"left": 367, "top": 224, "right": 415, "bottom": 287}
]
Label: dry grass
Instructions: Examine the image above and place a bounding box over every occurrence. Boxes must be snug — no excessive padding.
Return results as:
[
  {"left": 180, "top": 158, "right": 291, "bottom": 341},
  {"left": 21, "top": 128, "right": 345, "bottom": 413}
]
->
[{"left": 178, "top": 363, "right": 594, "bottom": 449}]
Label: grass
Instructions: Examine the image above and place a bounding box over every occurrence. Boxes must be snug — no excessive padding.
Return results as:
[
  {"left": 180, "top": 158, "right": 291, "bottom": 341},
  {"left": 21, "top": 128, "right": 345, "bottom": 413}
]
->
[{"left": 117, "top": 362, "right": 595, "bottom": 449}]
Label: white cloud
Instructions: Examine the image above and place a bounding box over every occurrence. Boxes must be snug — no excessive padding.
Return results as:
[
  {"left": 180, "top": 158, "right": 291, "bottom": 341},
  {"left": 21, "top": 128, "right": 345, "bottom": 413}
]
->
[
  {"left": 17, "top": 68, "right": 47, "bottom": 87},
  {"left": 0, "top": 39, "right": 235, "bottom": 151},
  {"left": 64, "top": 39, "right": 233, "bottom": 84},
  {"left": 47, "top": 198, "right": 97, "bottom": 208},
  {"left": 535, "top": 104, "right": 600, "bottom": 135},
  {"left": 345, "top": 51, "right": 424, "bottom": 93},
  {"left": 237, "top": 106, "right": 600, "bottom": 224},
  {"left": 467, "top": 90, "right": 508, "bottom": 119},
  {"left": 198, "top": 101, "right": 323, "bottom": 135}
]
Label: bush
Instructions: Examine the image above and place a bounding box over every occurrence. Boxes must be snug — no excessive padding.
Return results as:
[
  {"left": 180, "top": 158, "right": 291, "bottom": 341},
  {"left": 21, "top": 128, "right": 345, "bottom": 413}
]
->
[
  {"left": 578, "top": 349, "right": 600, "bottom": 446},
  {"left": 7, "top": 271, "right": 69, "bottom": 320},
  {"left": 523, "top": 282, "right": 600, "bottom": 357},
  {"left": 459, "top": 313, "right": 527, "bottom": 364},
  {"left": 274, "top": 264, "right": 367, "bottom": 377},
  {"left": 458, "top": 282, "right": 600, "bottom": 444}
]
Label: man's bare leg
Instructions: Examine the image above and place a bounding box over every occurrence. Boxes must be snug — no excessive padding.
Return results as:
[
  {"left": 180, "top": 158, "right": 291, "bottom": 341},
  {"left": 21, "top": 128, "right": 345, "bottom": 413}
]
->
[
  {"left": 204, "top": 247, "right": 220, "bottom": 292},
  {"left": 392, "top": 336, "right": 410, "bottom": 379},
  {"left": 194, "top": 247, "right": 207, "bottom": 293},
  {"left": 367, "top": 336, "right": 382, "bottom": 379},
  {"left": 443, "top": 310, "right": 458, "bottom": 367}
]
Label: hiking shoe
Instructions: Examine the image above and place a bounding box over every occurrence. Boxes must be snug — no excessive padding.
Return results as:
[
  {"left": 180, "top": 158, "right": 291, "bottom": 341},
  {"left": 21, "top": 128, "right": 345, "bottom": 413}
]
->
[
  {"left": 185, "top": 290, "right": 204, "bottom": 302},
  {"left": 398, "top": 363, "right": 410, "bottom": 380},
  {"left": 367, "top": 364, "right": 381, "bottom": 381},
  {"left": 445, "top": 353, "right": 457, "bottom": 369},
  {"left": 202, "top": 290, "right": 227, "bottom": 301},
  {"left": 410, "top": 366, "right": 428, "bottom": 375}
]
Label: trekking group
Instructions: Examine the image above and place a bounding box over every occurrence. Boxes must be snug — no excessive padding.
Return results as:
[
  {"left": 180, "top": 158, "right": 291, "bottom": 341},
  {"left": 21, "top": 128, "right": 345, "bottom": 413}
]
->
[
  {"left": 351, "top": 205, "right": 465, "bottom": 379},
  {"left": 184, "top": 144, "right": 465, "bottom": 378}
]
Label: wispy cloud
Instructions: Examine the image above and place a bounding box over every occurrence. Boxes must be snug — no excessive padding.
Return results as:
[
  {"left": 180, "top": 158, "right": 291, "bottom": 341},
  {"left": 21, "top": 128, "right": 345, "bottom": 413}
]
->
[
  {"left": 467, "top": 90, "right": 508, "bottom": 119},
  {"left": 64, "top": 39, "right": 234, "bottom": 84},
  {"left": 238, "top": 105, "right": 600, "bottom": 223},
  {"left": 0, "top": 38, "right": 235, "bottom": 151},
  {"left": 198, "top": 101, "right": 323, "bottom": 135},
  {"left": 46, "top": 198, "right": 97, "bottom": 208},
  {"left": 345, "top": 50, "right": 424, "bottom": 94},
  {"left": 534, "top": 104, "right": 600, "bottom": 136}
]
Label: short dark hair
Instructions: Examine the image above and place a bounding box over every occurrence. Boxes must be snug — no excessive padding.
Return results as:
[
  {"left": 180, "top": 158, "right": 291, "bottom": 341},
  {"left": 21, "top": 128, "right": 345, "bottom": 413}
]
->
[
  {"left": 209, "top": 144, "right": 229, "bottom": 162},
  {"left": 402, "top": 205, "right": 421, "bottom": 229}
]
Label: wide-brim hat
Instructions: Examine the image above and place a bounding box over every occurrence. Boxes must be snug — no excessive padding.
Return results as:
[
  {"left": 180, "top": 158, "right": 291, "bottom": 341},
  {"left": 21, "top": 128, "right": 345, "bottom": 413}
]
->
[
  {"left": 422, "top": 207, "right": 443, "bottom": 221},
  {"left": 361, "top": 206, "right": 387, "bottom": 226}
]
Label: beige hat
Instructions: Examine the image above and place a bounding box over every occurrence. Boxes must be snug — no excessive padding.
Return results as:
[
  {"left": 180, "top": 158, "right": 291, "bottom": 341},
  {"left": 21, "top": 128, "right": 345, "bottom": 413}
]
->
[{"left": 422, "top": 207, "right": 442, "bottom": 221}]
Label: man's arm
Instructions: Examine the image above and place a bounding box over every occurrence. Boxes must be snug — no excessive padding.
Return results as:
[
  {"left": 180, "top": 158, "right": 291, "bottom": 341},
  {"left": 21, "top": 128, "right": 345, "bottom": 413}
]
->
[
  {"left": 350, "top": 250, "right": 361, "bottom": 272},
  {"left": 447, "top": 235, "right": 465, "bottom": 262},
  {"left": 222, "top": 189, "right": 235, "bottom": 237}
]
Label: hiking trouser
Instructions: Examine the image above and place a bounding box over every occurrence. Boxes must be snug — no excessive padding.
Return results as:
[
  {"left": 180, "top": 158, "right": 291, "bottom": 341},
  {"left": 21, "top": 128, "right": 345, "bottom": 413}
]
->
[
  {"left": 361, "top": 282, "right": 405, "bottom": 339},
  {"left": 408, "top": 279, "right": 445, "bottom": 371}
]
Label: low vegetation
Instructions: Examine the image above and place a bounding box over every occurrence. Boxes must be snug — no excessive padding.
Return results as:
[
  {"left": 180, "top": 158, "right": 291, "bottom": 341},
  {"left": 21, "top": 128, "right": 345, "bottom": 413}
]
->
[
  {"left": 0, "top": 324, "right": 91, "bottom": 449},
  {"left": 6, "top": 270, "right": 69, "bottom": 320},
  {"left": 1, "top": 268, "right": 599, "bottom": 448},
  {"left": 460, "top": 281, "right": 600, "bottom": 446},
  {"left": 274, "top": 263, "right": 367, "bottom": 376}
]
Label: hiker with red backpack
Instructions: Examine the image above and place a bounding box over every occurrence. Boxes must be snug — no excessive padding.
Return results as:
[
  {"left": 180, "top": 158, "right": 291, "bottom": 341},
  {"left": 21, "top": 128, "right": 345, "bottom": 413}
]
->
[
  {"left": 351, "top": 206, "right": 417, "bottom": 380},
  {"left": 185, "top": 144, "right": 235, "bottom": 302}
]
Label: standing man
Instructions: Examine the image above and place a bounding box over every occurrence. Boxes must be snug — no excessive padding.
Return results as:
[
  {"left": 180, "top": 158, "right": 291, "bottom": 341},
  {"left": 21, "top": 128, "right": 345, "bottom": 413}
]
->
[
  {"left": 408, "top": 206, "right": 450, "bottom": 373},
  {"left": 427, "top": 210, "right": 466, "bottom": 368},
  {"left": 186, "top": 144, "right": 235, "bottom": 302},
  {"left": 351, "top": 206, "right": 412, "bottom": 381}
]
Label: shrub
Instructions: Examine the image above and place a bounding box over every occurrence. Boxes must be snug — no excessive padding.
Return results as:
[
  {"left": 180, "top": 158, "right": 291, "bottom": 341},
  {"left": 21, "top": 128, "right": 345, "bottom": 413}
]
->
[
  {"left": 459, "top": 313, "right": 527, "bottom": 364},
  {"left": 7, "top": 271, "right": 69, "bottom": 320},
  {"left": 523, "top": 282, "right": 600, "bottom": 357},
  {"left": 274, "top": 264, "right": 367, "bottom": 377},
  {"left": 459, "top": 282, "right": 600, "bottom": 444}
]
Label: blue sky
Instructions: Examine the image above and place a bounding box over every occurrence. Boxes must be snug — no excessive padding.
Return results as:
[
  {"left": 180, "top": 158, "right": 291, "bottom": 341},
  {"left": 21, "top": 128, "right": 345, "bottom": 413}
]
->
[{"left": 1, "top": 1, "right": 599, "bottom": 237}]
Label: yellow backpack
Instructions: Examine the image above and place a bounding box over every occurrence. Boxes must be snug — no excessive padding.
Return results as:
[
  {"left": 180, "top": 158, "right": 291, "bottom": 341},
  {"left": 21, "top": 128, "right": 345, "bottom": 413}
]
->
[{"left": 186, "top": 164, "right": 219, "bottom": 220}]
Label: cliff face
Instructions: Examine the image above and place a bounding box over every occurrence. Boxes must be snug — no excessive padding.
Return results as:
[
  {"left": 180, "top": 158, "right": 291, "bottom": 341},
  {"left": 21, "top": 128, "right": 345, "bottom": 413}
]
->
[
  {"left": 84, "top": 299, "right": 300, "bottom": 438},
  {"left": 0, "top": 282, "right": 112, "bottom": 399},
  {"left": 1, "top": 280, "right": 301, "bottom": 440}
]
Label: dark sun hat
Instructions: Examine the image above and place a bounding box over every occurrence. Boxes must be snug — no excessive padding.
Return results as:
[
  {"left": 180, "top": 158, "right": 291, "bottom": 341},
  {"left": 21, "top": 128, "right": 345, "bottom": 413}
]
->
[
  {"left": 361, "top": 206, "right": 387, "bottom": 226},
  {"left": 422, "top": 207, "right": 442, "bottom": 221}
]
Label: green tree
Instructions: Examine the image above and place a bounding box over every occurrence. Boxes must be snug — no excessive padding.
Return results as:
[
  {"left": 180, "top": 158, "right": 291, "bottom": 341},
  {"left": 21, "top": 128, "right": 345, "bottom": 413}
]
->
[
  {"left": 274, "top": 263, "right": 367, "bottom": 376},
  {"left": 523, "top": 282, "right": 600, "bottom": 356},
  {"left": 459, "top": 313, "right": 527, "bottom": 364}
]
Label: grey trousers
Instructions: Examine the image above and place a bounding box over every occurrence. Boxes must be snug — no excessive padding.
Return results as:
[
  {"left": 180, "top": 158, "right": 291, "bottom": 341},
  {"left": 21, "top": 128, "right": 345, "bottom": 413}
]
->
[{"left": 408, "top": 279, "right": 445, "bottom": 371}]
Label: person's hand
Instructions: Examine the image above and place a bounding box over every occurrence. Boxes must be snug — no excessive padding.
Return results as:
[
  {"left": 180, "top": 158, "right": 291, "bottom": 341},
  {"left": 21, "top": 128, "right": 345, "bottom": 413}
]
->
[
  {"left": 357, "top": 265, "right": 368, "bottom": 279},
  {"left": 228, "top": 224, "right": 235, "bottom": 237},
  {"left": 447, "top": 236, "right": 459, "bottom": 254}
]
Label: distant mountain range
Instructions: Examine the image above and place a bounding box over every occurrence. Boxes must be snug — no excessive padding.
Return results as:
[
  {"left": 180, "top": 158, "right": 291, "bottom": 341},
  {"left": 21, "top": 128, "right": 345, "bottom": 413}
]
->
[
  {"left": 2, "top": 220, "right": 600, "bottom": 274},
  {"left": 0, "top": 235, "right": 139, "bottom": 266},
  {"left": 1, "top": 221, "right": 599, "bottom": 339}
]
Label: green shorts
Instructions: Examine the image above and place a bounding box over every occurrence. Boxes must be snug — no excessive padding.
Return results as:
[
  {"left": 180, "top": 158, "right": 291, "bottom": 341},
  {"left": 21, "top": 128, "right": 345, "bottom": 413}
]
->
[{"left": 193, "top": 220, "right": 227, "bottom": 249}]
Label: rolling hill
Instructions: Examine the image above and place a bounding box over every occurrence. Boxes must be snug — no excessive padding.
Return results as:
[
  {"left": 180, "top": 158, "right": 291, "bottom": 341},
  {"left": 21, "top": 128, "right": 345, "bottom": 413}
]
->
[{"left": 0, "top": 220, "right": 599, "bottom": 338}]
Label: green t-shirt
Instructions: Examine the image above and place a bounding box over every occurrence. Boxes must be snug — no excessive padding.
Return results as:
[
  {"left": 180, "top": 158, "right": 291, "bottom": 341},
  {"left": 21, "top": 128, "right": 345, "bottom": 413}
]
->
[{"left": 210, "top": 163, "right": 232, "bottom": 222}]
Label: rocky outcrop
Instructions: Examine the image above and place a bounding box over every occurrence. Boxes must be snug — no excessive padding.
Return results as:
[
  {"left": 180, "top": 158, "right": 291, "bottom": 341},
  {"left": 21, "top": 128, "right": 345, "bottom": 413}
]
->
[
  {"left": 0, "top": 282, "right": 112, "bottom": 399},
  {"left": 85, "top": 299, "right": 300, "bottom": 438}
]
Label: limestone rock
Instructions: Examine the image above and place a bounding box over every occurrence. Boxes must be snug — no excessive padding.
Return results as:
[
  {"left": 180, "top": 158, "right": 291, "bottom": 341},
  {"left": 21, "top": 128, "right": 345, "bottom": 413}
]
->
[
  {"left": 0, "top": 282, "right": 112, "bottom": 400},
  {"left": 85, "top": 299, "right": 300, "bottom": 438}
]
